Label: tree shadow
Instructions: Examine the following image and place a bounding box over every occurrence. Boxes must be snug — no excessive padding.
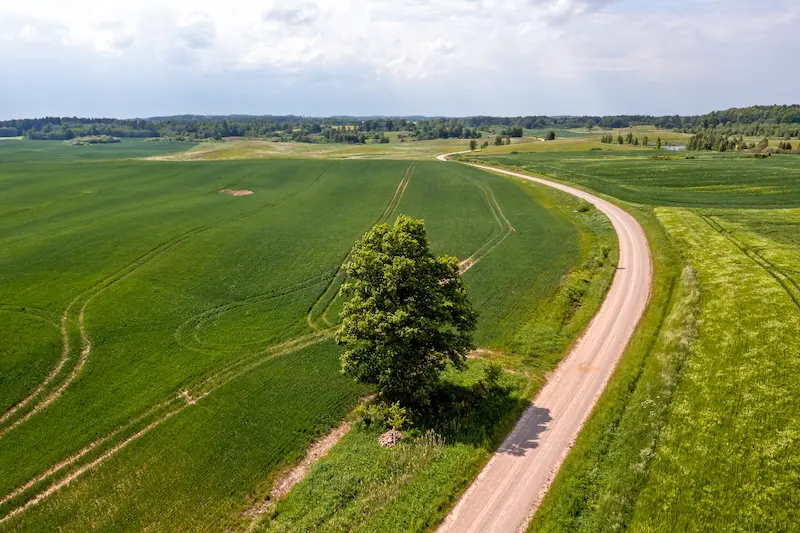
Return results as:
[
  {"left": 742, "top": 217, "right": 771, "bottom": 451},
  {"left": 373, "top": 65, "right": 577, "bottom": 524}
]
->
[
  {"left": 496, "top": 405, "right": 552, "bottom": 457},
  {"left": 412, "top": 380, "right": 533, "bottom": 448}
]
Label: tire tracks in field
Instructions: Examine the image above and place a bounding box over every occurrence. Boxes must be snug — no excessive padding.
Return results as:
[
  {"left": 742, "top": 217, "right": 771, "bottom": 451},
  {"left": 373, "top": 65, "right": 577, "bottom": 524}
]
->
[
  {"left": 0, "top": 333, "right": 328, "bottom": 524},
  {"left": 0, "top": 163, "right": 346, "bottom": 522},
  {"left": 0, "top": 163, "right": 338, "bottom": 437},
  {"left": 307, "top": 162, "right": 416, "bottom": 331},
  {"left": 458, "top": 178, "right": 515, "bottom": 274},
  {"left": 174, "top": 272, "right": 333, "bottom": 354},
  {"left": 700, "top": 214, "right": 800, "bottom": 312}
]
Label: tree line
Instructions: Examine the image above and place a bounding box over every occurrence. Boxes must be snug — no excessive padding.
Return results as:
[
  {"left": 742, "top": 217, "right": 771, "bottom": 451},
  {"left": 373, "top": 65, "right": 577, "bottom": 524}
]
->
[
  {"left": 2, "top": 104, "right": 797, "bottom": 144},
  {"left": 600, "top": 132, "right": 660, "bottom": 148}
]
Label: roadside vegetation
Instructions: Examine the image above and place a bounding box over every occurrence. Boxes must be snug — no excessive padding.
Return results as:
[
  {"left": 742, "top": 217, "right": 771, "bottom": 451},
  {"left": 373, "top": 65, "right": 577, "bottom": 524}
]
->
[{"left": 465, "top": 149, "right": 800, "bottom": 532}]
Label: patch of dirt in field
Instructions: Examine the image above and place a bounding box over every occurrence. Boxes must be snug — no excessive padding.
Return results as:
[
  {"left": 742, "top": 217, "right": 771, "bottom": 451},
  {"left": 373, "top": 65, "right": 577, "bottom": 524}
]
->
[
  {"left": 220, "top": 189, "right": 254, "bottom": 196},
  {"left": 271, "top": 421, "right": 351, "bottom": 499},
  {"left": 243, "top": 419, "right": 354, "bottom": 530},
  {"left": 459, "top": 257, "right": 475, "bottom": 274}
]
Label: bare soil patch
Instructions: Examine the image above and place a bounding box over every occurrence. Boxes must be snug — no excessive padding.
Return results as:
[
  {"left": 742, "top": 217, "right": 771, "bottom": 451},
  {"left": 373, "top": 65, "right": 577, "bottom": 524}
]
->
[{"left": 220, "top": 189, "right": 254, "bottom": 197}]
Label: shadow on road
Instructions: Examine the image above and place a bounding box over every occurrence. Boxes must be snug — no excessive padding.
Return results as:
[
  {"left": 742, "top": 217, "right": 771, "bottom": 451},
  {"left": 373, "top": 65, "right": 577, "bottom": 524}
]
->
[{"left": 496, "top": 405, "right": 552, "bottom": 456}]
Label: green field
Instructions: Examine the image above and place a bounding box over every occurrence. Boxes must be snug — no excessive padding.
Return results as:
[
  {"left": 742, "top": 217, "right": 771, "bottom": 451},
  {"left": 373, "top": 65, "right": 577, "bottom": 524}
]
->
[
  {"left": 469, "top": 151, "right": 800, "bottom": 207},
  {"left": 462, "top": 150, "right": 800, "bottom": 532},
  {"left": 0, "top": 138, "right": 197, "bottom": 163},
  {"left": 0, "top": 141, "right": 612, "bottom": 531}
]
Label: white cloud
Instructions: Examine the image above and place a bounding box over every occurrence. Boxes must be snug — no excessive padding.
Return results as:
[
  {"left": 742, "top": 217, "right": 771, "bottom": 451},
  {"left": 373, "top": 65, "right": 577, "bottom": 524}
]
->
[{"left": 0, "top": 0, "right": 797, "bottom": 117}]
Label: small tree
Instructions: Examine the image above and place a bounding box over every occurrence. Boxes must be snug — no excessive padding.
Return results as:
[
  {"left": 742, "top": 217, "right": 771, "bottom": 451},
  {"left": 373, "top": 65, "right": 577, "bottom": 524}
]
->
[
  {"left": 336, "top": 216, "right": 477, "bottom": 408},
  {"left": 494, "top": 135, "right": 504, "bottom": 146},
  {"left": 757, "top": 137, "right": 769, "bottom": 151},
  {"left": 617, "top": 134, "right": 624, "bottom": 145},
  {"left": 643, "top": 136, "right": 649, "bottom": 147},
  {"left": 546, "top": 131, "right": 556, "bottom": 141},
  {"left": 469, "top": 139, "right": 477, "bottom": 151},
  {"left": 656, "top": 137, "right": 662, "bottom": 149}
]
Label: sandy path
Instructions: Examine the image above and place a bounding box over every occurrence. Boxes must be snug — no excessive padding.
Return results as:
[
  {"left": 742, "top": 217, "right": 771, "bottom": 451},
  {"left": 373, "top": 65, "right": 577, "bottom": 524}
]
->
[{"left": 435, "top": 153, "right": 652, "bottom": 533}]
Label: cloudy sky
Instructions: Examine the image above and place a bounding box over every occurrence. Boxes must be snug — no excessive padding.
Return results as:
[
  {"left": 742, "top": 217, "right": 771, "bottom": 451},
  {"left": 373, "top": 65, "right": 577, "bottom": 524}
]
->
[{"left": 1, "top": 0, "right": 797, "bottom": 119}]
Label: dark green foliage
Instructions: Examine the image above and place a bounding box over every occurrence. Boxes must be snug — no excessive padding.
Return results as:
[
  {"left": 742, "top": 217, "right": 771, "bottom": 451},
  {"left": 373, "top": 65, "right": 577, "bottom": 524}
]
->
[
  {"left": 336, "top": 216, "right": 477, "bottom": 407},
  {"left": 69, "top": 135, "right": 120, "bottom": 145},
  {"left": 546, "top": 131, "right": 556, "bottom": 141}
]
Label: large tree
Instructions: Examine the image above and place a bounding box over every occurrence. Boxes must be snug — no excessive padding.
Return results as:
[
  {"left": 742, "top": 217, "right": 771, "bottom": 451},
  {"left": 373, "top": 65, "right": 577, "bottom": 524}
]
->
[{"left": 336, "top": 216, "right": 477, "bottom": 407}]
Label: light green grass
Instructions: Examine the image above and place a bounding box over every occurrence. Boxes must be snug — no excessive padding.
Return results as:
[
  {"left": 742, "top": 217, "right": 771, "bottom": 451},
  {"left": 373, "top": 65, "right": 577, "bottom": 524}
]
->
[
  {"left": 518, "top": 158, "right": 800, "bottom": 531},
  {"left": 625, "top": 209, "right": 800, "bottom": 531}
]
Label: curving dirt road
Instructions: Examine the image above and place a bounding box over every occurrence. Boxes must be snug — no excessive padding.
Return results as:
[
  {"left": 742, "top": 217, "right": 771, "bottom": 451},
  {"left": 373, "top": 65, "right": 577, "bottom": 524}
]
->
[{"left": 436, "top": 153, "right": 652, "bottom": 533}]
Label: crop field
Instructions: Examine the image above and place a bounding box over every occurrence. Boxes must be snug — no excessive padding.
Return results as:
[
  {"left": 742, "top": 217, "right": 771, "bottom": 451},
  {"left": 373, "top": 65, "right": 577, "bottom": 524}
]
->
[
  {"left": 469, "top": 151, "right": 800, "bottom": 207},
  {"left": 0, "top": 138, "right": 196, "bottom": 163},
  {"left": 465, "top": 150, "right": 800, "bottom": 531},
  {"left": 0, "top": 141, "right": 610, "bottom": 531}
]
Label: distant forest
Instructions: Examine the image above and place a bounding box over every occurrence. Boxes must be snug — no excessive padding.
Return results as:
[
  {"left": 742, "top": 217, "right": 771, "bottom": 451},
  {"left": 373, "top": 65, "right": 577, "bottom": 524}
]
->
[{"left": 1, "top": 105, "right": 798, "bottom": 144}]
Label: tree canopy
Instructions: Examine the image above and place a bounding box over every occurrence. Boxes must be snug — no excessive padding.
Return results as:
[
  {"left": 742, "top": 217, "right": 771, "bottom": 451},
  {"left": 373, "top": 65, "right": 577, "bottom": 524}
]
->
[{"left": 335, "top": 216, "right": 477, "bottom": 408}]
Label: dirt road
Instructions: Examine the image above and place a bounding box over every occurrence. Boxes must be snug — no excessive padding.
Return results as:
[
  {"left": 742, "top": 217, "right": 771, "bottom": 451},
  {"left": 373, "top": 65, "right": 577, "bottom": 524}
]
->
[{"left": 436, "top": 153, "right": 652, "bottom": 533}]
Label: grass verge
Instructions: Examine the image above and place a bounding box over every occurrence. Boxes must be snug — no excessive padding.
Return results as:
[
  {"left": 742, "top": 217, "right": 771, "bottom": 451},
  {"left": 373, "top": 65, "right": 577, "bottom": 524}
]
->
[{"left": 528, "top": 206, "right": 683, "bottom": 531}]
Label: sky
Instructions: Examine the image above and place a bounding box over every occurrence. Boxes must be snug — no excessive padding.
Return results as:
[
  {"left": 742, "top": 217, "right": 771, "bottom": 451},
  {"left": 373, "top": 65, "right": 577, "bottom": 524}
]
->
[{"left": 1, "top": 0, "right": 798, "bottom": 119}]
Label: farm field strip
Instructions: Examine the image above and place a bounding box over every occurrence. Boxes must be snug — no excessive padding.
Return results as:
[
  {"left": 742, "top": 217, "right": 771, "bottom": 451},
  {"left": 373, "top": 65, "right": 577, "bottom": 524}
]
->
[
  {"left": 0, "top": 163, "right": 340, "bottom": 437},
  {"left": 468, "top": 151, "right": 800, "bottom": 208},
  {"left": 622, "top": 208, "right": 800, "bottom": 531}
]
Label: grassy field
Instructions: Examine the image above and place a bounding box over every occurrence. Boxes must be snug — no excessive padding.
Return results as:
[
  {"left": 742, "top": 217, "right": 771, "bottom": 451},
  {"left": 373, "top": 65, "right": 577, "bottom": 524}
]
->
[
  {"left": 468, "top": 151, "right": 800, "bottom": 207},
  {"left": 0, "top": 141, "right": 613, "bottom": 531},
  {"left": 0, "top": 138, "right": 196, "bottom": 162},
  {"left": 461, "top": 149, "right": 800, "bottom": 531}
]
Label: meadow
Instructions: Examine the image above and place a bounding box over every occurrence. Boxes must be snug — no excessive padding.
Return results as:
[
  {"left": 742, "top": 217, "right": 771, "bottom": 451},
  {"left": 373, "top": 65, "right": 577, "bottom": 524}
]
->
[
  {"left": 461, "top": 147, "right": 800, "bottom": 531},
  {"left": 0, "top": 140, "right": 613, "bottom": 531}
]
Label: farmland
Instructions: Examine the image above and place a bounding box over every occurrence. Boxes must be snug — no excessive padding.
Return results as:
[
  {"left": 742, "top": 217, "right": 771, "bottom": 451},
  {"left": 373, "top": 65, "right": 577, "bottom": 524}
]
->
[
  {"left": 461, "top": 149, "right": 800, "bottom": 531},
  {"left": 469, "top": 150, "right": 800, "bottom": 207},
  {"left": 0, "top": 141, "right": 613, "bottom": 531}
]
